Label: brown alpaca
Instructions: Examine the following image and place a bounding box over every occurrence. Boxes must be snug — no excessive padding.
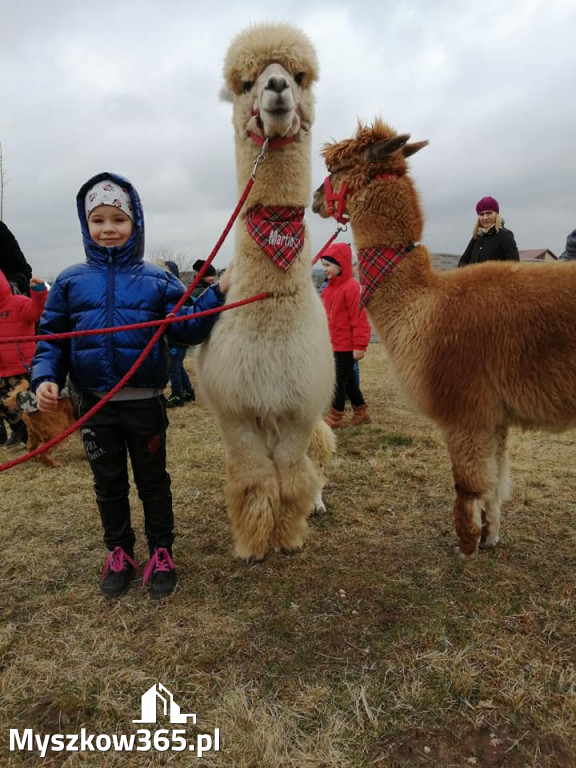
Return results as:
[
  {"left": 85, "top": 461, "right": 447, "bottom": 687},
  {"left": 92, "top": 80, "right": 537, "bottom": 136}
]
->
[
  {"left": 313, "top": 118, "right": 576, "bottom": 558},
  {"left": 3, "top": 380, "right": 75, "bottom": 468}
]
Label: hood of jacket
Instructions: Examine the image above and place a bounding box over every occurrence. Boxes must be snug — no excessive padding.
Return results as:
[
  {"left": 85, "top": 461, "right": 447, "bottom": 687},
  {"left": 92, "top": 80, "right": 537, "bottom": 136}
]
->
[
  {"left": 163, "top": 260, "right": 180, "bottom": 278},
  {"left": 322, "top": 242, "right": 354, "bottom": 283},
  {"left": 77, "top": 171, "right": 145, "bottom": 267}
]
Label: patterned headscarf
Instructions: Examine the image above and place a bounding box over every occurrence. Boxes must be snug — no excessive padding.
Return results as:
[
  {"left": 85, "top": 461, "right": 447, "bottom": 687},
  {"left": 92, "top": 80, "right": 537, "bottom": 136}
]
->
[{"left": 85, "top": 179, "right": 134, "bottom": 221}]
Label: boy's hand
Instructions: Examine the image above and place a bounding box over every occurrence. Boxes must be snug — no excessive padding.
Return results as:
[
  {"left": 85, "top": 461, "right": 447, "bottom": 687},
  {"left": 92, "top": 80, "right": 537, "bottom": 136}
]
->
[
  {"left": 36, "top": 382, "right": 60, "bottom": 411},
  {"left": 218, "top": 261, "right": 234, "bottom": 294},
  {"left": 353, "top": 350, "right": 365, "bottom": 361},
  {"left": 30, "top": 276, "right": 45, "bottom": 286}
]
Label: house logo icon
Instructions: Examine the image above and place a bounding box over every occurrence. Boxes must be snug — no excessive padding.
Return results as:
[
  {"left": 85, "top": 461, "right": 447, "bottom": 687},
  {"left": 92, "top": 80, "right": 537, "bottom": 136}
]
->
[{"left": 133, "top": 683, "right": 196, "bottom": 725}]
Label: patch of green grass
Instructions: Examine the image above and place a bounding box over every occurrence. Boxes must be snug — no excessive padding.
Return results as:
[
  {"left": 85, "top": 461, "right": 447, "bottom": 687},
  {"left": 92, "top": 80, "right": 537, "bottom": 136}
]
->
[{"left": 380, "top": 432, "right": 416, "bottom": 448}]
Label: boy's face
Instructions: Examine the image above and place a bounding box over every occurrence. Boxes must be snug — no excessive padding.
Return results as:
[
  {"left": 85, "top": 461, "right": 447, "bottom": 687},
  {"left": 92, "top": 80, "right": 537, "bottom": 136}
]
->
[
  {"left": 88, "top": 205, "right": 133, "bottom": 248},
  {"left": 321, "top": 259, "right": 342, "bottom": 280}
]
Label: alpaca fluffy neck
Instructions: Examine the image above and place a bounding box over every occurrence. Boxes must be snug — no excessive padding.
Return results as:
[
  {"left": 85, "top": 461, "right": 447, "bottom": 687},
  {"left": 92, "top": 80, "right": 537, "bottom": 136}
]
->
[
  {"left": 235, "top": 134, "right": 312, "bottom": 208},
  {"left": 228, "top": 133, "right": 314, "bottom": 299}
]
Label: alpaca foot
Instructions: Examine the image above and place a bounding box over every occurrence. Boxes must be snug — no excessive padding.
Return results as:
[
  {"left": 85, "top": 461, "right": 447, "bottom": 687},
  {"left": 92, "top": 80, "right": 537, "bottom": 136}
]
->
[
  {"left": 454, "top": 545, "right": 478, "bottom": 561},
  {"left": 280, "top": 543, "right": 305, "bottom": 556},
  {"left": 479, "top": 531, "right": 500, "bottom": 549},
  {"left": 311, "top": 489, "right": 326, "bottom": 515},
  {"left": 234, "top": 544, "right": 267, "bottom": 564},
  {"left": 274, "top": 521, "right": 307, "bottom": 555}
]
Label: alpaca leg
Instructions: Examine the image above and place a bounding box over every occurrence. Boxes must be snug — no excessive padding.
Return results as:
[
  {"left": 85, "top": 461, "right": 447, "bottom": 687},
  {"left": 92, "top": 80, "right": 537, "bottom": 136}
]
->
[
  {"left": 313, "top": 489, "right": 326, "bottom": 515},
  {"left": 274, "top": 454, "right": 318, "bottom": 553},
  {"left": 445, "top": 429, "right": 498, "bottom": 559},
  {"left": 308, "top": 420, "right": 336, "bottom": 515},
  {"left": 480, "top": 425, "right": 510, "bottom": 549},
  {"left": 273, "top": 424, "right": 323, "bottom": 552},
  {"left": 223, "top": 423, "right": 279, "bottom": 562}
]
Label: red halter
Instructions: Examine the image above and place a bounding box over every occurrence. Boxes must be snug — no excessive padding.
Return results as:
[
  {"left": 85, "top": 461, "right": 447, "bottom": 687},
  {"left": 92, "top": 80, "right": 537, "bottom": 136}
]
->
[
  {"left": 323, "top": 175, "right": 349, "bottom": 224},
  {"left": 322, "top": 172, "right": 399, "bottom": 225}
]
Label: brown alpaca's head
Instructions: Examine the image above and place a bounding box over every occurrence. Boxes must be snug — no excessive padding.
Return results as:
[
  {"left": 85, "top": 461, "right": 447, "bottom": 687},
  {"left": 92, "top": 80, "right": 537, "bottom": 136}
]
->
[
  {"left": 222, "top": 23, "right": 318, "bottom": 142},
  {"left": 313, "top": 119, "right": 429, "bottom": 247}
]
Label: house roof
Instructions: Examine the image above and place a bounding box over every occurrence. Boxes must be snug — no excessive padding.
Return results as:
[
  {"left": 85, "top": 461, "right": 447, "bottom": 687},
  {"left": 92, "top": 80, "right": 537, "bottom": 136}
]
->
[
  {"left": 431, "top": 253, "right": 460, "bottom": 271},
  {"left": 519, "top": 249, "right": 557, "bottom": 261}
]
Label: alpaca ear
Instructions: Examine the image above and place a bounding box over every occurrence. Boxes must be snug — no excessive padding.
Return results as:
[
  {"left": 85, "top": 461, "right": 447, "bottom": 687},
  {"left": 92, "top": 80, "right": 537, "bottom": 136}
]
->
[
  {"left": 403, "top": 140, "right": 429, "bottom": 157},
  {"left": 219, "top": 85, "right": 234, "bottom": 103},
  {"left": 364, "top": 134, "right": 411, "bottom": 163}
]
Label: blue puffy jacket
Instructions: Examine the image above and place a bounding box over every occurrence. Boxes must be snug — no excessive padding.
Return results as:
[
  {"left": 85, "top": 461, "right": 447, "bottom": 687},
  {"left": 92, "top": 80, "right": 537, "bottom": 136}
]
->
[{"left": 31, "top": 171, "right": 224, "bottom": 393}]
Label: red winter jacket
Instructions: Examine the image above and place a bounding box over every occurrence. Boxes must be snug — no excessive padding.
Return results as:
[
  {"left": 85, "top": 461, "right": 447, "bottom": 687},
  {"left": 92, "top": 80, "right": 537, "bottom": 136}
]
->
[
  {"left": 320, "top": 243, "right": 372, "bottom": 352},
  {"left": 0, "top": 270, "right": 47, "bottom": 377}
]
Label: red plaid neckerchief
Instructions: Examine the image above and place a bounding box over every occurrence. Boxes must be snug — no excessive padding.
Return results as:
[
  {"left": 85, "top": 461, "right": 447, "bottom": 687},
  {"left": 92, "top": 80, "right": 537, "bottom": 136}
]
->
[
  {"left": 245, "top": 205, "right": 306, "bottom": 270},
  {"left": 358, "top": 244, "right": 414, "bottom": 308}
]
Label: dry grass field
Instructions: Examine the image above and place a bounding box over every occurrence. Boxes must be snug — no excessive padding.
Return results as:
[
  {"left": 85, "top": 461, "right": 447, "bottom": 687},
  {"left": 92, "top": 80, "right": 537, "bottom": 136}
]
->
[{"left": 1, "top": 343, "right": 575, "bottom": 767}]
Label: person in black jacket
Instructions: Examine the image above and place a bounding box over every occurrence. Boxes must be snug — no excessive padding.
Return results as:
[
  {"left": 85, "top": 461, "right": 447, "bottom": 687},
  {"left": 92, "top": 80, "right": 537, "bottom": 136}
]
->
[
  {"left": 0, "top": 220, "right": 33, "bottom": 295},
  {"left": 458, "top": 196, "right": 519, "bottom": 267},
  {"left": 191, "top": 259, "right": 217, "bottom": 299},
  {"left": 560, "top": 229, "right": 576, "bottom": 261}
]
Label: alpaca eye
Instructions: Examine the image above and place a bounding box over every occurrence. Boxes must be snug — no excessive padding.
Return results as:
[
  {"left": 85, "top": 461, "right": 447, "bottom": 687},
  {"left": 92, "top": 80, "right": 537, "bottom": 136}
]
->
[
  {"left": 242, "top": 80, "right": 254, "bottom": 93},
  {"left": 294, "top": 72, "right": 305, "bottom": 86}
]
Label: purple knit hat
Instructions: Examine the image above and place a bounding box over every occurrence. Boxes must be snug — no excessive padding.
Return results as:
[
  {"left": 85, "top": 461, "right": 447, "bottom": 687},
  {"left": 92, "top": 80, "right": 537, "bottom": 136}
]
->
[{"left": 476, "top": 196, "right": 499, "bottom": 214}]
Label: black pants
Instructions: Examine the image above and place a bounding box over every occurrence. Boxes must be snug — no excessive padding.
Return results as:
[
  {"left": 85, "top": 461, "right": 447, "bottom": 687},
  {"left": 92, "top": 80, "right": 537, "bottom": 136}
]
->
[
  {"left": 332, "top": 351, "right": 366, "bottom": 412},
  {"left": 77, "top": 393, "right": 173, "bottom": 555}
]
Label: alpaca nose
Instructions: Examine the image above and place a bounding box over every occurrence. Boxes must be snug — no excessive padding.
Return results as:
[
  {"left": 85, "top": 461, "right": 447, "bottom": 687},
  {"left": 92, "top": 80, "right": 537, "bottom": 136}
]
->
[{"left": 265, "top": 74, "right": 289, "bottom": 94}]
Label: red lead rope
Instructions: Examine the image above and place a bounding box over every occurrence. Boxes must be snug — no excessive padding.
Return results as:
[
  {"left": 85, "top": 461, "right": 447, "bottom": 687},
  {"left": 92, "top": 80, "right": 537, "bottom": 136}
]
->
[
  {"left": 312, "top": 225, "right": 347, "bottom": 265},
  {"left": 0, "top": 294, "right": 270, "bottom": 473},
  {"left": 0, "top": 145, "right": 271, "bottom": 474},
  {"left": 0, "top": 140, "right": 342, "bottom": 473}
]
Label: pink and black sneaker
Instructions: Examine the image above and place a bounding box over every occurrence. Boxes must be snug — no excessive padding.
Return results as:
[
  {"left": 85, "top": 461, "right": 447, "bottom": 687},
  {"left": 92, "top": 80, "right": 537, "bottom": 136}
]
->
[
  {"left": 142, "top": 547, "right": 177, "bottom": 599},
  {"left": 100, "top": 547, "right": 138, "bottom": 598}
]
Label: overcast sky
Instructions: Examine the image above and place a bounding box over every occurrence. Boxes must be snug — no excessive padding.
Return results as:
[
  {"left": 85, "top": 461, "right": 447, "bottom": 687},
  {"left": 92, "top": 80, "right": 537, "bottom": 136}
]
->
[{"left": 2, "top": 0, "right": 575, "bottom": 278}]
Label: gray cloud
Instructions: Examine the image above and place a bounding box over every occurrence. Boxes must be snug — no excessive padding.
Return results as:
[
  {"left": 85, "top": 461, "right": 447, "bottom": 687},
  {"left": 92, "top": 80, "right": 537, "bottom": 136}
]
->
[{"left": 1, "top": 0, "right": 575, "bottom": 279}]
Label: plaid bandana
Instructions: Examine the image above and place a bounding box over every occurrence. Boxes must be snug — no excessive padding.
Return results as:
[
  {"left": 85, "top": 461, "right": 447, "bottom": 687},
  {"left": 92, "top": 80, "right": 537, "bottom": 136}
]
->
[
  {"left": 358, "top": 245, "right": 414, "bottom": 308},
  {"left": 245, "top": 205, "right": 305, "bottom": 270}
]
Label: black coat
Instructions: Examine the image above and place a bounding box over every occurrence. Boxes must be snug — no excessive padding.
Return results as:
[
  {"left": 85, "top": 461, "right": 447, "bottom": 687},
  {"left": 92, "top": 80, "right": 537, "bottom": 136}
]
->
[
  {"left": 458, "top": 226, "right": 519, "bottom": 267},
  {"left": 561, "top": 229, "right": 576, "bottom": 261},
  {"left": 0, "top": 221, "right": 32, "bottom": 294}
]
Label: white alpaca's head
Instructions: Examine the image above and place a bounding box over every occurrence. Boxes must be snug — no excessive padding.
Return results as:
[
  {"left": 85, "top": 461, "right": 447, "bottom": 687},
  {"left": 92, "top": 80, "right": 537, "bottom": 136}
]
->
[{"left": 222, "top": 22, "right": 318, "bottom": 141}]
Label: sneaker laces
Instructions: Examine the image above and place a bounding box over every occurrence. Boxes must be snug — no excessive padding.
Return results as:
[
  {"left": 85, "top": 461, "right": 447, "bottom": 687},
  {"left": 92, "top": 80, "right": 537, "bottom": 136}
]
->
[
  {"left": 142, "top": 547, "right": 175, "bottom": 586},
  {"left": 102, "top": 546, "right": 138, "bottom": 577}
]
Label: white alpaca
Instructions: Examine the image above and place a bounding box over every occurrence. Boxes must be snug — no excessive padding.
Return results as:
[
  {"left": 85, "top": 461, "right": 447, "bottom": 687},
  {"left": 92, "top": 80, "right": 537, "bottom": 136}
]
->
[{"left": 196, "top": 23, "right": 335, "bottom": 561}]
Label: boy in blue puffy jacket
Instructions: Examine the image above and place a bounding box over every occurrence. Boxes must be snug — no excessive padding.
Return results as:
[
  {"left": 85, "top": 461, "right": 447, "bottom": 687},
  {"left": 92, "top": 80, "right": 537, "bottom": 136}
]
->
[{"left": 31, "top": 172, "right": 231, "bottom": 599}]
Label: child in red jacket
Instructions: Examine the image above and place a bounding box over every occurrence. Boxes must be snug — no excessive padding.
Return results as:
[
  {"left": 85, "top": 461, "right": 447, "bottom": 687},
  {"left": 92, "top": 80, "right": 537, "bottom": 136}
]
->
[
  {"left": 0, "top": 271, "right": 48, "bottom": 446},
  {"left": 320, "top": 243, "right": 371, "bottom": 428}
]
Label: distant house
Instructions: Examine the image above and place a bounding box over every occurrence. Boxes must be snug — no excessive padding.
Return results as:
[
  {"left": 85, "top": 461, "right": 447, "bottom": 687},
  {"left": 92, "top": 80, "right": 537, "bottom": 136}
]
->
[
  {"left": 519, "top": 249, "right": 558, "bottom": 262},
  {"left": 431, "top": 253, "right": 460, "bottom": 271}
]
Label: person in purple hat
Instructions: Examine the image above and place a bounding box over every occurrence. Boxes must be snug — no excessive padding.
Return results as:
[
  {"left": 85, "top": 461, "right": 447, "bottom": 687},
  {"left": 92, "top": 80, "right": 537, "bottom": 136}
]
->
[{"left": 458, "top": 196, "right": 519, "bottom": 267}]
